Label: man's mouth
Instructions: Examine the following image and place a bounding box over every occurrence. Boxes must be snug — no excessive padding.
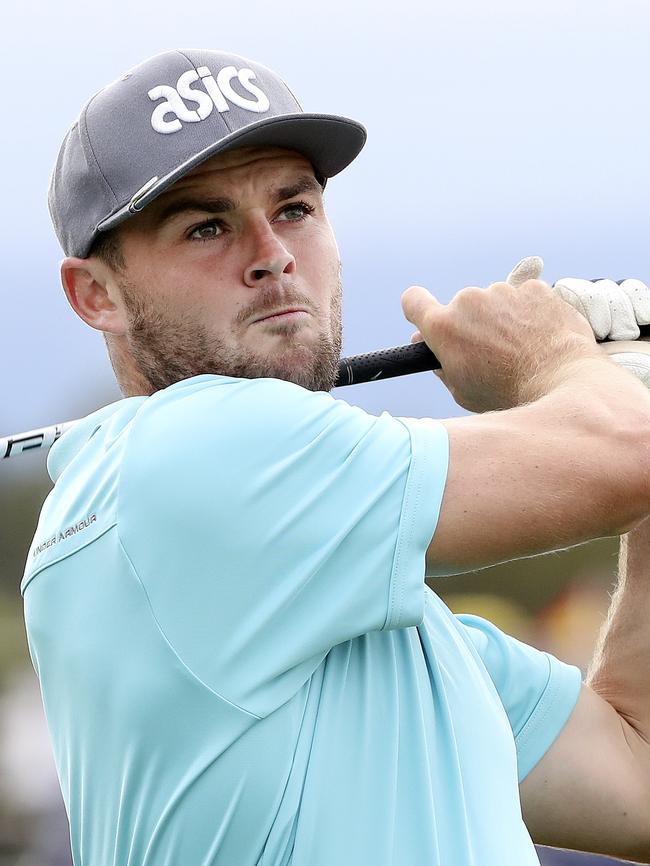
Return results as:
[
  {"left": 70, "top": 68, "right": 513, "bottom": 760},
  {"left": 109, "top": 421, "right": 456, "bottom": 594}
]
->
[{"left": 253, "top": 308, "right": 309, "bottom": 324}]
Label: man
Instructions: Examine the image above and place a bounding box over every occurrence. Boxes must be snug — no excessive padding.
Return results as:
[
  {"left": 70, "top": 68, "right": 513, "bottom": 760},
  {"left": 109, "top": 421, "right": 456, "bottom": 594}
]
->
[{"left": 23, "top": 48, "right": 650, "bottom": 865}]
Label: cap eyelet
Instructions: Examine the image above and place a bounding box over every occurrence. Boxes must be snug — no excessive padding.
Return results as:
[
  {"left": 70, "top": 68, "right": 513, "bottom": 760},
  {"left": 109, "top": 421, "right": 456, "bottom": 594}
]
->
[{"left": 128, "top": 176, "right": 159, "bottom": 213}]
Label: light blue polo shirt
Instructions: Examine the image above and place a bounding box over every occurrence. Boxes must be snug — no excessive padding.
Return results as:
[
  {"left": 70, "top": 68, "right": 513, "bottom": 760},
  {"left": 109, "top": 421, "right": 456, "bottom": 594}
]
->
[{"left": 22, "top": 375, "right": 582, "bottom": 866}]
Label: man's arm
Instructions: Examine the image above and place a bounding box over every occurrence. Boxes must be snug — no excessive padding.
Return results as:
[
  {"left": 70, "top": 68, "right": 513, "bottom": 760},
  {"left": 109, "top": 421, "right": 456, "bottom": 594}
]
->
[
  {"left": 427, "top": 365, "right": 650, "bottom": 573},
  {"left": 400, "top": 278, "right": 650, "bottom": 575},
  {"left": 519, "top": 521, "right": 650, "bottom": 862},
  {"left": 418, "top": 273, "right": 650, "bottom": 858}
]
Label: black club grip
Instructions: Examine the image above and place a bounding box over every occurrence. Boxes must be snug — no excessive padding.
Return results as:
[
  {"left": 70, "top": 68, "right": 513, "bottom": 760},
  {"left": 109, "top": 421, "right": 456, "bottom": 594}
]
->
[{"left": 335, "top": 342, "right": 440, "bottom": 387}]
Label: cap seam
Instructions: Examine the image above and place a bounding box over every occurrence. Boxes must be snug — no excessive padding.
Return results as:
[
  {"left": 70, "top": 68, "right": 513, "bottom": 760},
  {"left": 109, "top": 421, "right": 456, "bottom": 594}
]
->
[
  {"left": 278, "top": 78, "right": 304, "bottom": 111},
  {"left": 80, "top": 99, "right": 119, "bottom": 208},
  {"left": 175, "top": 48, "right": 243, "bottom": 137}
]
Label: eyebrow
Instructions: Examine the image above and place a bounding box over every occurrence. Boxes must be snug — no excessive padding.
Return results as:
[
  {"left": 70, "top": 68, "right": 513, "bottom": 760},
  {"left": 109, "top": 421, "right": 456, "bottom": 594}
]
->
[
  {"left": 152, "top": 174, "right": 323, "bottom": 228},
  {"left": 273, "top": 175, "right": 323, "bottom": 203},
  {"left": 154, "top": 196, "right": 237, "bottom": 226}
]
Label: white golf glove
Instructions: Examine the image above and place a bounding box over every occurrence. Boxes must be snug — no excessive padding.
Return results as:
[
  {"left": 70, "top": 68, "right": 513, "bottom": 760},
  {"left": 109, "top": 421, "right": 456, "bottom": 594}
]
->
[
  {"left": 554, "top": 275, "right": 650, "bottom": 341},
  {"left": 506, "top": 255, "right": 545, "bottom": 288},
  {"left": 506, "top": 256, "right": 650, "bottom": 388}
]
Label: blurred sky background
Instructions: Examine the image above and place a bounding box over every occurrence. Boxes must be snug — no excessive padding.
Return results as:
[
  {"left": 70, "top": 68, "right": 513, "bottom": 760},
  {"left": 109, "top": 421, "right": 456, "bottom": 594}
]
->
[
  {"left": 3, "top": 0, "right": 649, "bottom": 442},
  {"left": 0, "top": 0, "right": 648, "bottom": 863}
]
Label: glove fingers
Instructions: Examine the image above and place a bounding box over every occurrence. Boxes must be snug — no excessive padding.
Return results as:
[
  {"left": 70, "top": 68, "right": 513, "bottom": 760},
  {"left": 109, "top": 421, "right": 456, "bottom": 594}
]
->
[
  {"left": 506, "top": 256, "right": 544, "bottom": 287},
  {"left": 596, "top": 279, "right": 640, "bottom": 340},
  {"left": 554, "top": 278, "right": 613, "bottom": 340},
  {"left": 619, "top": 279, "right": 650, "bottom": 327}
]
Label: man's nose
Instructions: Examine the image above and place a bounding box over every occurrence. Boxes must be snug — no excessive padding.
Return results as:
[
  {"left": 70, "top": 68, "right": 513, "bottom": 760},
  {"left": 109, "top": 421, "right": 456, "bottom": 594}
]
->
[{"left": 243, "top": 222, "right": 296, "bottom": 287}]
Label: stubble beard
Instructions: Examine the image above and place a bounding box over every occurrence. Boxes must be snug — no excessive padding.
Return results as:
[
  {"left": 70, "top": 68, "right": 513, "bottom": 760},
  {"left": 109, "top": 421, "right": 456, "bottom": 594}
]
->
[{"left": 118, "top": 272, "right": 343, "bottom": 395}]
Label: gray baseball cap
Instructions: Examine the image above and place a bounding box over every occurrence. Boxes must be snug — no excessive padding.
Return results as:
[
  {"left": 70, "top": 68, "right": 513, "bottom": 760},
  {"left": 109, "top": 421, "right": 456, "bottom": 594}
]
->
[{"left": 49, "top": 49, "right": 367, "bottom": 258}]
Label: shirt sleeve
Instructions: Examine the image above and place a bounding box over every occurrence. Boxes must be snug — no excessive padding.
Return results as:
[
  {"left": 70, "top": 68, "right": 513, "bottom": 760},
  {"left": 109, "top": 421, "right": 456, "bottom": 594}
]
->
[
  {"left": 117, "top": 376, "right": 449, "bottom": 717},
  {"left": 456, "top": 613, "right": 583, "bottom": 781}
]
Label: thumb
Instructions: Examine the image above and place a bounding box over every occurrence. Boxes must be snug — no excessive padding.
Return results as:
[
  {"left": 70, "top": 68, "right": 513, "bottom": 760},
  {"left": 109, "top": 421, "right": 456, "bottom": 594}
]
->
[
  {"left": 506, "top": 255, "right": 544, "bottom": 287},
  {"left": 401, "top": 285, "right": 442, "bottom": 327}
]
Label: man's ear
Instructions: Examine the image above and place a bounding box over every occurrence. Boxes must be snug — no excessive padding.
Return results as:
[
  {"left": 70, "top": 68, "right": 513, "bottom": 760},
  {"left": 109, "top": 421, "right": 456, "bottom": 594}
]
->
[{"left": 60, "top": 258, "right": 127, "bottom": 336}]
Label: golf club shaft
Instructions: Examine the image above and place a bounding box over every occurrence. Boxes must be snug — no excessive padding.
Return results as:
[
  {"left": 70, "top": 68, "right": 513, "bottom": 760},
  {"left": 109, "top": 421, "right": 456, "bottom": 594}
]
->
[{"left": 4, "top": 324, "right": 650, "bottom": 460}]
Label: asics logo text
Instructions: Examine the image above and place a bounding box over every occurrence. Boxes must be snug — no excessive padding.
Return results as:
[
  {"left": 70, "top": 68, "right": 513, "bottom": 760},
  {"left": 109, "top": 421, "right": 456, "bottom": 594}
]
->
[{"left": 148, "top": 66, "right": 270, "bottom": 134}]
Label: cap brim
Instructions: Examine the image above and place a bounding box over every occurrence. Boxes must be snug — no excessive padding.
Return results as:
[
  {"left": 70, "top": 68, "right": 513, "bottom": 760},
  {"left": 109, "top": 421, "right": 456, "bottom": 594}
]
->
[{"left": 97, "top": 113, "right": 366, "bottom": 236}]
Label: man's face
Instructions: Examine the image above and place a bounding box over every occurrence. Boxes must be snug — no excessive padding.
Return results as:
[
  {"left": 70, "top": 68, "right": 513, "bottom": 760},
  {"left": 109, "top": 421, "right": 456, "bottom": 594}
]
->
[{"left": 109, "top": 146, "right": 342, "bottom": 393}]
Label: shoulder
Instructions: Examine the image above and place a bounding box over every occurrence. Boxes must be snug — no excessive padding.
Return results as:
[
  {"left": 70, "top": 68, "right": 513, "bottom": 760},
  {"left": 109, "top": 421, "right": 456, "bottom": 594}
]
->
[
  {"left": 122, "top": 374, "right": 426, "bottom": 467},
  {"left": 117, "top": 375, "right": 411, "bottom": 502},
  {"left": 130, "top": 375, "right": 364, "bottom": 442}
]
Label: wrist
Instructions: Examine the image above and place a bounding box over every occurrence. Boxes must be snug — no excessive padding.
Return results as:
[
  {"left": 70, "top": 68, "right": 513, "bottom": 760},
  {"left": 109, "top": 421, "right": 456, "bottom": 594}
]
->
[{"left": 519, "top": 336, "right": 603, "bottom": 403}]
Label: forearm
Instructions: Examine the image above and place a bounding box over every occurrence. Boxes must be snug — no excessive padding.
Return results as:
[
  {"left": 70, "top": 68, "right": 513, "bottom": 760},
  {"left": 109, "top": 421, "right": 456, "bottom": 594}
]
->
[
  {"left": 430, "top": 356, "right": 650, "bottom": 574},
  {"left": 587, "top": 519, "right": 650, "bottom": 750},
  {"left": 532, "top": 354, "right": 650, "bottom": 536}
]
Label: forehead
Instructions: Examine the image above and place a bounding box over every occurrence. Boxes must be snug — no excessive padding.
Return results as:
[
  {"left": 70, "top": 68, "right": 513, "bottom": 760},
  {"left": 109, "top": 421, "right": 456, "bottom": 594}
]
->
[{"left": 172, "top": 145, "right": 316, "bottom": 190}]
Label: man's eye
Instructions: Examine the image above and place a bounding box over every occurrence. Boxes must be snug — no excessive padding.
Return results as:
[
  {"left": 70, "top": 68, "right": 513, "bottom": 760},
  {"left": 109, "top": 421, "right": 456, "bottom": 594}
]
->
[
  {"left": 277, "top": 202, "right": 314, "bottom": 221},
  {"left": 189, "top": 221, "right": 223, "bottom": 241}
]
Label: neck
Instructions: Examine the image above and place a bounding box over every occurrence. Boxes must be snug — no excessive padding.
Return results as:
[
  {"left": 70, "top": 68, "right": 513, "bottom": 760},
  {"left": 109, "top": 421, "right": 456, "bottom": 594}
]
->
[{"left": 104, "top": 334, "right": 154, "bottom": 398}]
